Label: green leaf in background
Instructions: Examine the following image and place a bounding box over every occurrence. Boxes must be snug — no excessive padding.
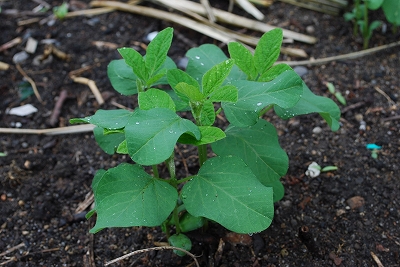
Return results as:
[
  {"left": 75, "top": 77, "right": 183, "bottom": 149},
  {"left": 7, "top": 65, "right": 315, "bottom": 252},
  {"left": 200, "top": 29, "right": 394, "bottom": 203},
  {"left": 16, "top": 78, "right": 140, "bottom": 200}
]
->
[
  {"left": 138, "top": 88, "right": 176, "bottom": 111},
  {"left": 125, "top": 108, "right": 201, "bottom": 165},
  {"left": 167, "top": 69, "right": 200, "bottom": 95},
  {"left": 107, "top": 59, "right": 138, "bottom": 95},
  {"left": 178, "top": 126, "right": 226, "bottom": 145},
  {"left": 254, "top": 28, "right": 283, "bottom": 75},
  {"left": 70, "top": 109, "right": 133, "bottom": 129},
  {"left": 181, "top": 156, "right": 274, "bottom": 234},
  {"left": 382, "top": 0, "right": 400, "bottom": 26},
  {"left": 223, "top": 70, "right": 303, "bottom": 127},
  {"left": 90, "top": 163, "right": 178, "bottom": 233},
  {"left": 274, "top": 82, "right": 341, "bottom": 131},
  {"left": 93, "top": 127, "right": 126, "bottom": 155},
  {"left": 168, "top": 234, "right": 192, "bottom": 256},
  {"left": 202, "top": 59, "right": 234, "bottom": 96},
  {"left": 118, "top": 47, "right": 147, "bottom": 81},
  {"left": 366, "top": 0, "right": 384, "bottom": 10},
  {"left": 145, "top": 27, "right": 173, "bottom": 77},
  {"left": 212, "top": 119, "right": 288, "bottom": 188},
  {"left": 228, "top": 41, "right": 258, "bottom": 80}
]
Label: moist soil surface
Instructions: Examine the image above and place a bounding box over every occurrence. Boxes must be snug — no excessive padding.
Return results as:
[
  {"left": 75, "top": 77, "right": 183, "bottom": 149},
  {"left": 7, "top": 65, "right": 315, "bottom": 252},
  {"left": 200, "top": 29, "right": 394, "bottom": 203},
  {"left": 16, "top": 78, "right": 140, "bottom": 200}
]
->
[{"left": 1, "top": 1, "right": 400, "bottom": 266}]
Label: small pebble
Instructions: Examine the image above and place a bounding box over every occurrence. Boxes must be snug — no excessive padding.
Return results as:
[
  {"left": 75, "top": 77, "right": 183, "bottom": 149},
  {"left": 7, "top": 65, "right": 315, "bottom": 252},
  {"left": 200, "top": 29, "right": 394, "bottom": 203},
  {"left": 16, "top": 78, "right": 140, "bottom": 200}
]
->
[
  {"left": 293, "top": 66, "right": 308, "bottom": 77},
  {"left": 306, "top": 25, "right": 315, "bottom": 34},
  {"left": 312, "top": 126, "right": 322, "bottom": 134},
  {"left": 346, "top": 196, "right": 365, "bottom": 209},
  {"left": 145, "top": 31, "right": 159, "bottom": 42},
  {"left": 177, "top": 57, "right": 189, "bottom": 69},
  {"left": 13, "top": 51, "right": 29, "bottom": 64}
]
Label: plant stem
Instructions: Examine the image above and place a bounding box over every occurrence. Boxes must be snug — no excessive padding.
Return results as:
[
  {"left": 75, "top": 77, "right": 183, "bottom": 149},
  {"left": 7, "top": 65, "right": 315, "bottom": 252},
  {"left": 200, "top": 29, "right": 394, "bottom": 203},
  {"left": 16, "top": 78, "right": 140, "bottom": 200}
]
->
[
  {"left": 197, "top": 144, "right": 208, "bottom": 166},
  {"left": 259, "top": 104, "right": 273, "bottom": 117},
  {"left": 363, "top": 2, "right": 369, "bottom": 49},
  {"left": 165, "top": 153, "right": 181, "bottom": 234},
  {"left": 152, "top": 165, "right": 159, "bottom": 178}
]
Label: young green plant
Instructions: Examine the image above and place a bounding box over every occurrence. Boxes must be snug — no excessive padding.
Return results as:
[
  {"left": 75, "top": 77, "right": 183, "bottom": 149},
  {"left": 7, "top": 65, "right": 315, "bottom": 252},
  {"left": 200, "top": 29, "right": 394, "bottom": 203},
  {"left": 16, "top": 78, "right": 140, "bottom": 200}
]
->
[{"left": 71, "top": 27, "right": 340, "bottom": 255}]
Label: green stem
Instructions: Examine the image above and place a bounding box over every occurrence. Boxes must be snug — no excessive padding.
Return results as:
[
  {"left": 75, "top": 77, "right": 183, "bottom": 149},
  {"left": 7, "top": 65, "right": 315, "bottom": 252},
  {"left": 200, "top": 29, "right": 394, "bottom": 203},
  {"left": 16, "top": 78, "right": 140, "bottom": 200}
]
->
[
  {"left": 152, "top": 165, "right": 159, "bottom": 178},
  {"left": 177, "top": 176, "right": 196, "bottom": 184},
  {"left": 197, "top": 144, "right": 208, "bottom": 166},
  {"left": 165, "top": 153, "right": 181, "bottom": 234},
  {"left": 259, "top": 104, "right": 273, "bottom": 117}
]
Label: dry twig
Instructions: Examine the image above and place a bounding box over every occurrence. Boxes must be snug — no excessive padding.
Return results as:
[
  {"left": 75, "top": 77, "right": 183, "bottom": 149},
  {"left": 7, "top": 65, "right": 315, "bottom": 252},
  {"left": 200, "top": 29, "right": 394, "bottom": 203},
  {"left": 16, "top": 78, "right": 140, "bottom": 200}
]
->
[
  {"left": 0, "top": 124, "right": 95, "bottom": 135},
  {"left": 15, "top": 64, "right": 44, "bottom": 104},
  {"left": 370, "top": 251, "right": 384, "bottom": 267},
  {"left": 49, "top": 89, "right": 68, "bottom": 126},
  {"left": 105, "top": 246, "right": 200, "bottom": 266}
]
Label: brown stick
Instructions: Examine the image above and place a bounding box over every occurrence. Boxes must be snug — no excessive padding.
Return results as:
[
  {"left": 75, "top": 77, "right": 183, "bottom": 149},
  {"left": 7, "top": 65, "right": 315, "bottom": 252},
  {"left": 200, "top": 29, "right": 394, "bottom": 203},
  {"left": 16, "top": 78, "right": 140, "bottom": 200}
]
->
[
  {"left": 49, "top": 89, "right": 68, "bottom": 126},
  {"left": 0, "top": 242, "right": 25, "bottom": 257},
  {"left": 16, "top": 64, "right": 44, "bottom": 104},
  {"left": 0, "top": 124, "right": 95, "bottom": 135}
]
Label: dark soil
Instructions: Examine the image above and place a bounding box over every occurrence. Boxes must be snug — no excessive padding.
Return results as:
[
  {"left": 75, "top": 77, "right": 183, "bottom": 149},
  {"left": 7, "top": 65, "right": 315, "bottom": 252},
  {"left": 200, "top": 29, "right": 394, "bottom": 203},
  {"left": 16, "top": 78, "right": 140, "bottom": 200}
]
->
[{"left": 1, "top": 0, "right": 400, "bottom": 266}]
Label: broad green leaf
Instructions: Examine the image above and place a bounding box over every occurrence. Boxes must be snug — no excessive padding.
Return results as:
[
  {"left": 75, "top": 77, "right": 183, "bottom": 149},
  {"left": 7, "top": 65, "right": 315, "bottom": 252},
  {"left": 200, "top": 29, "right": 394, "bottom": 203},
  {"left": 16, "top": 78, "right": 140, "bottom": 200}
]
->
[
  {"left": 198, "top": 100, "right": 216, "bottom": 126},
  {"left": 228, "top": 41, "right": 258, "bottom": 80},
  {"left": 186, "top": 44, "right": 246, "bottom": 84},
  {"left": 118, "top": 47, "right": 147, "bottom": 81},
  {"left": 254, "top": 28, "right": 283, "bottom": 75},
  {"left": 90, "top": 163, "right": 178, "bottom": 233},
  {"left": 175, "top": 82, "right": 204, "bottom": 102},
  {"left": 168, "top": 234, "right": 192, "bottom": 256},
  {"left": 165, "top": 89, "right": 190, "bottom": 111},
  {"left": 258, "top": 63, "right": 293, "bottom": 82},
  {"left": 269, "top": 180, "right": 285, "bottom": 202},
  {"left": 167, "top": 69, "right": 200, "bottom": 93},
  {"left": 70, "top": 109, "right": 133, "bottom": 129},
  {"left": 178, "top": 126, "right": 226, "bottom": 145},
  {"left": 93, "top": 127, "right": 126, "bottom": 155},
  {"left": 223, "top": 70, "right": 303, "bottom": 127},
  {"left": 212, "top": 119, "right": 288, "bottom": 185},
  {"left": 208, "top": 85, "right": 238, "bottom": 103},
  {"left": 138, "top": 88, "right": 176, "bottom": 111},
  {"left": 366, "top": 0, "right": 383, "bottom": 10},
  {"left": 202, "top": 59, "right": 234, "bottom": 96},
  {"left": 179, "top": 213, "right": 205, "bottom": 233},
  {"left": 382, "top": 0, "right": 400, "bottom": 25},
  {"left": 107, "top": 59, "right": 138, "bottom": 95},
  {"left": 181, "top": 156, "right": 274, "bottom": 233},
  {"left": 274, "top": 82, "right": 341, "bottom": 131},
  {"left": 125, "top": 108, "right": 201, "bottom": 165},
  {"left": 145, "top": 27, "right": 173, "bottom": 77},
  {"left": 107, "top": 57, "right": 176, "bottom": 95}
]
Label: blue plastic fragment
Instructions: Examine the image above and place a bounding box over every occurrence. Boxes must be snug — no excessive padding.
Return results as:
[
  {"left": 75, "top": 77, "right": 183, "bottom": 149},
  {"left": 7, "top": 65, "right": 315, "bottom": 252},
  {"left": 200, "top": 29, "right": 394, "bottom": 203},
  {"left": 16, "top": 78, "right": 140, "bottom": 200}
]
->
[{"left": 366, "top": 144, "right": 382, "bottom": 150}]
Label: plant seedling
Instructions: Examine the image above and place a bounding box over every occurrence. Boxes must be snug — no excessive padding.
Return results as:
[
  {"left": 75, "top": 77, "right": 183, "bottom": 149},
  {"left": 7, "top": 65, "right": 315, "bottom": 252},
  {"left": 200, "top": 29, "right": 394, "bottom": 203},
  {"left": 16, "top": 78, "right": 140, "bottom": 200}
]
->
[
  {"left": 326, "top": 82, "right": 346, "bottom": 105},
  {"left": 71, "top": 27, "right": 340, "bottom": 256},
  {"left": 53, "top": 2, "right": 68, "bottom": 19},
  {"left": 305, "top": 162, "right": 338, "bottom": 178}
]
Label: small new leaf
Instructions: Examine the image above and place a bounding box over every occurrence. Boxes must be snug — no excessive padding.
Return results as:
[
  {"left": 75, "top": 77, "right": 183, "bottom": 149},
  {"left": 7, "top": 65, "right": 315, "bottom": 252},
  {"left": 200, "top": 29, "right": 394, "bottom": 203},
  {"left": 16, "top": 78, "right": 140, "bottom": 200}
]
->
[{"left": 202, "top": 59, "right": 234, "bottom": 96}]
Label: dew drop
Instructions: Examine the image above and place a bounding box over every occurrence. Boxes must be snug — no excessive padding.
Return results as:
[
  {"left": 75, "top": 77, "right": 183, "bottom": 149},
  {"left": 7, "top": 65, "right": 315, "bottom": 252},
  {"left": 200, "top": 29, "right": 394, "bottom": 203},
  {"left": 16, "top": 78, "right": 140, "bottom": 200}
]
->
[
  {"left": 195, "top": 56, "right": 200, "bottom": 59},
  {"left": 135, "top": 122, "right": 140, "bottom": 125},
  {"left": 256, "top": 102, "right": 262, "bottom": 106}
]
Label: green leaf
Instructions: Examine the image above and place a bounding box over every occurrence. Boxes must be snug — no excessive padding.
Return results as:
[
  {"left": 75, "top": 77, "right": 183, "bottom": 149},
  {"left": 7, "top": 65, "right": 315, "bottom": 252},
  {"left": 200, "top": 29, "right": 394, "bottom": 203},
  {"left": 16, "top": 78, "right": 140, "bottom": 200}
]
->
[
  {"left": 198, "top": 100, "right": 216, "bottom": 126},
  {"left": 181, "top": 156, "right": 274, "bottom": 234},
  {"left": 366, "top": 0, "right": 383, "bottom": 10},
  {"left": 116, "top": 140, "right": 128, "bottom": 154},
  {"left": 167, "top": 69, "right": 200, "bottom": 91},
  {"left": 186, "top": 44, "right": 246, "bottom": 84},
  {"left": 168, "top": 234, "right": 192, "bottom": 256},
  {"left": 179, "top": 213, "right": 205, "bottom": 233},
  {"left": 90, "top": 163, "right": 178, "bottom": 233},
  {"left": 118, "top": 47, "right": 147, "bottom": 81},
  {"left": 208, "top": 85, "right": 238, "bottom": 103},
  {"left": 107, "top": 59, "right": 138, "bottom": 95},
  {"left": 258, "top": 63, "right": 293, "bottom": 82},
  {"left": 179, "top": 126, "right": 226, "bottom": 145},
  {"left": 212, "top": 119, "right": 288, "bottom": 185},
  {"left": 175, "top": 82, "right": 204, "bottom": 102},
  {"left": 70, "top": 109, "right": 133, "bottom": 129},
  {"left": 269, "top": 180, "right": 285, "bottom": 202},
  {"left": 228, "top": 41, "right": 258, "bottom": 80},
  {"left": 145, "top": 27, "right": 173, "bottom": 77},
  {"left": 274, "top": 82, "right": 341, "bottom": 131},
  {"left": 254, "top": 28, "right": 283, "bottom": 75},
  {"left": 93, "top": 127, "right": 126, "bottom": 155},
  {"left": 223, "top": 70, "right": 303, "bottom": 127},
  {"left": 382, "top": 0, "right": 400, "bottom": 26},
  {"left": 125, "top": 108, "right": 201, "bottom": 165},
  {"left": 138, "top": 88, "right": 176, "bottom": 111},
  {"left": 202, "top": 59, "right": 234, "bottom": 96}
]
